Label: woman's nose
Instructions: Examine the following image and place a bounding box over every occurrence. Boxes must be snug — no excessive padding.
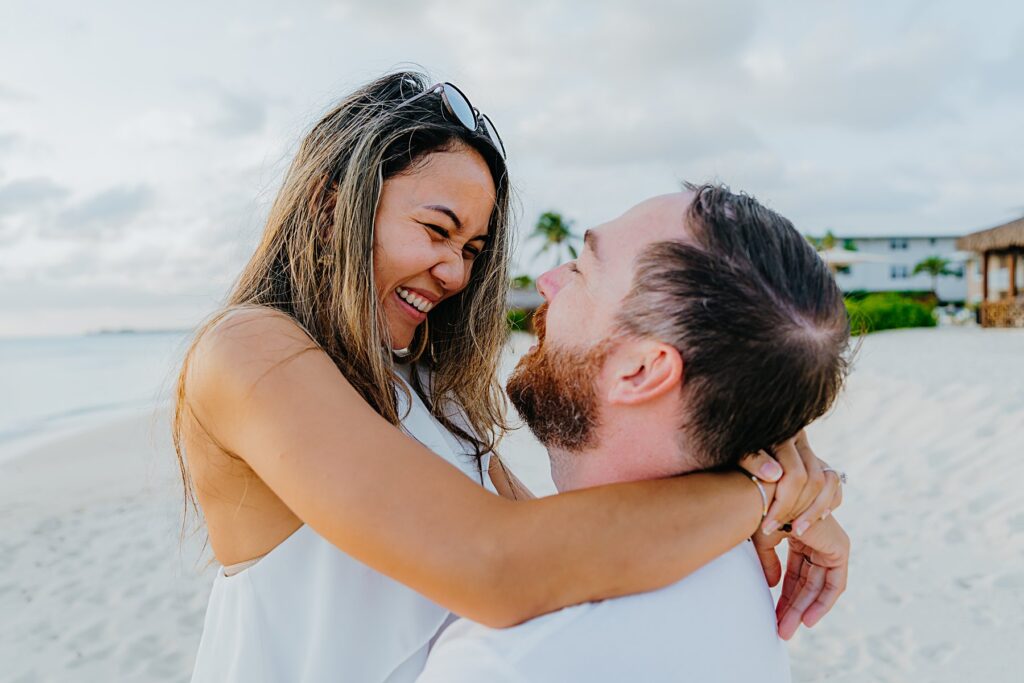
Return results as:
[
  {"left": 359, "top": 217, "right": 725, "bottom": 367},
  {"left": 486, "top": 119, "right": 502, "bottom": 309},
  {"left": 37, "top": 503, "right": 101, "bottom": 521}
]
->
[{"left": 430, "top": 248, "right": 468, "bottom": 293}]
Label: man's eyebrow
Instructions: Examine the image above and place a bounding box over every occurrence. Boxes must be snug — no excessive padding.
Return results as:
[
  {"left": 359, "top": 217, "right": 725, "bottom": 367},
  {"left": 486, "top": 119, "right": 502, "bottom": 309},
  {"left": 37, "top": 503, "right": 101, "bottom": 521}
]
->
[{"left": 584, "top": 229, "right": 600, "bottom": 262}]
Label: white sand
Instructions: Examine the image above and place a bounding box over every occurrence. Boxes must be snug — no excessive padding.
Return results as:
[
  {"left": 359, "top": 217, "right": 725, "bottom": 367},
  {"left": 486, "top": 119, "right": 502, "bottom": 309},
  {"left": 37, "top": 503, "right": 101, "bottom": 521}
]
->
[
  {"left": 782, "top": 327, "right": 1024, "bottom": 682},
  {"left": 2, "top": 327, "right": 1022, "bottom": 681},
  {"left": 0, "top": 412, "right": 213, "bottom": 683}
]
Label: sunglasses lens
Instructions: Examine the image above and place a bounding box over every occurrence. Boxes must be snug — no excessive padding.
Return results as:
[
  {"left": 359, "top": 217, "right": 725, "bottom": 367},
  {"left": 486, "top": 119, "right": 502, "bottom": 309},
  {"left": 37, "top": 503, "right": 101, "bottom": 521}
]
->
[
  {"left": 480, "top": 113, "right": 506, "bottom": 159},
  {"left": 442, "top": 83, "right": 477, "bottom": 131}
]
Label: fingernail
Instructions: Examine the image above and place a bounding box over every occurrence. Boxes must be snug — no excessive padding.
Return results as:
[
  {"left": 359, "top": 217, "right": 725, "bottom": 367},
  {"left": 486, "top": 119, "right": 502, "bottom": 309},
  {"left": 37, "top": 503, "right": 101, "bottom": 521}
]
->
[
  {"left": 820, "top": 508, "right": 831, "bottom": 521},
  {"left": 762, "top": 519, "right": 779, "bottom": 535},
  {"left": 760, "top": 462, "right": 783, "bottom": 481},
  {"left": 794, "top": 520, "right": 810, "bottom": 537}
]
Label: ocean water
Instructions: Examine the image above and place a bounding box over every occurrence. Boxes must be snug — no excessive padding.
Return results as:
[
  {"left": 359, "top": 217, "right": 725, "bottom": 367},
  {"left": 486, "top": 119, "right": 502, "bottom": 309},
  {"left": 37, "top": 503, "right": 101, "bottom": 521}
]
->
[{"left": 0, "top": 332, "right": 191, "bottom": 459}]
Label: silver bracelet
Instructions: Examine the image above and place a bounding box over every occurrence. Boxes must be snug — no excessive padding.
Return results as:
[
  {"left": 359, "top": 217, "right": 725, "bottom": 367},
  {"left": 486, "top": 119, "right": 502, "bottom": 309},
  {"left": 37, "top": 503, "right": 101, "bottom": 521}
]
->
[{"left": 748, "top": 475, "right": 769, "bottom": 519}]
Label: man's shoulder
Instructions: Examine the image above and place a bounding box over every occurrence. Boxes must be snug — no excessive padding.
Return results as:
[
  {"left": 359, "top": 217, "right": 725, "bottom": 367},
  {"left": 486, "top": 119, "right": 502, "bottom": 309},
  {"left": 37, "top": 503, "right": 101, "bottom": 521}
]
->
[
  {"left": 419, "top": 602, "right": 591, "bottom": 682},
  {"left": 419, "top": 542, "right": 790, "bottom": 682}
]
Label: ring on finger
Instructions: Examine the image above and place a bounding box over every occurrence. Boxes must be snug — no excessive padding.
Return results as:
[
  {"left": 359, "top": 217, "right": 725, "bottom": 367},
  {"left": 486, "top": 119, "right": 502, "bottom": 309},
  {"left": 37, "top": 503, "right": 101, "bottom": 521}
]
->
[{"left": 821, "top": 467, "right": 847, "bottom": 485}]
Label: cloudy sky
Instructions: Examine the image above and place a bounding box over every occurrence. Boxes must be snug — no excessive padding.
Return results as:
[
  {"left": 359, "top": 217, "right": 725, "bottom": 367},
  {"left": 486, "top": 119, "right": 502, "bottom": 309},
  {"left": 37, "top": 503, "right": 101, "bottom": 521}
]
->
[{"left": 1, "top": 0, "right": 1021, "bottom": 336}]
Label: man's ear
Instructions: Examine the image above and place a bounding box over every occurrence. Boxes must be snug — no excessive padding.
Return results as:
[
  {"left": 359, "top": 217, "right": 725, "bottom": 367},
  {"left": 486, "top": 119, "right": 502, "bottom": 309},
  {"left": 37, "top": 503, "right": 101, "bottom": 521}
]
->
[{"left": 606, "top": 341, "right": 684, "bottom": 406}]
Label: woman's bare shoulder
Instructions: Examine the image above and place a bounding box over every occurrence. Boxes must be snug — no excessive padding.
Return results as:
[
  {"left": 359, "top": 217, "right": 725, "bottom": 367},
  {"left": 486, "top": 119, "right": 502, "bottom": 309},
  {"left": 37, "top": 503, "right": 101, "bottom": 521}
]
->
[
  {"left": 187, "top": 307, "right": 324, "bottom": 402},
  {"left": 203, "top": 306, "right": 314, "bottom": 348}
]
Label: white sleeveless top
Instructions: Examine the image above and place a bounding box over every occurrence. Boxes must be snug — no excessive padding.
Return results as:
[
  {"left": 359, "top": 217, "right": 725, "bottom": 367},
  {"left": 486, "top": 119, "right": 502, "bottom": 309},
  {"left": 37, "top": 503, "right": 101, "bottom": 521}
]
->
[{"left": 190, "top": 365, "right": 496, "bottom": 683}]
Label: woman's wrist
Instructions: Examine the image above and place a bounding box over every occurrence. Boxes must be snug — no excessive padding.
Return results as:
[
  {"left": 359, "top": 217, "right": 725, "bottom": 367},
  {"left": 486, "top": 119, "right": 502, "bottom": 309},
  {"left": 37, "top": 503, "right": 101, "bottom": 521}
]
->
[
  {"left": 742, "top": 472, "right": 777, "bottom": 534},
  {"left": 714, "top": 470, "right": 778, "bottom": 536}
]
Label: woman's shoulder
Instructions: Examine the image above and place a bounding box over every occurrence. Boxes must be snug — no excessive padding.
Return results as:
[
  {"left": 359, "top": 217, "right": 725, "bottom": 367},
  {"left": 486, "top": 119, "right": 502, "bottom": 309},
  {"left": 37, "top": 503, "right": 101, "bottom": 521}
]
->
[
  {"left": 209, "top": 305, "right": 312, "bottom": 341},
  {"left": 187, "top": 306, "right": 322, "bottom": 401}
]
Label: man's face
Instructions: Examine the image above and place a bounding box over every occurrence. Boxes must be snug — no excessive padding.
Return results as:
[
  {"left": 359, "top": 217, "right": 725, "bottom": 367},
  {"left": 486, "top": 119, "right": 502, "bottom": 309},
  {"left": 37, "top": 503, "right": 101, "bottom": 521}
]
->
[{"left": 506, "top": 192, "right": 695, "bottom": 449}]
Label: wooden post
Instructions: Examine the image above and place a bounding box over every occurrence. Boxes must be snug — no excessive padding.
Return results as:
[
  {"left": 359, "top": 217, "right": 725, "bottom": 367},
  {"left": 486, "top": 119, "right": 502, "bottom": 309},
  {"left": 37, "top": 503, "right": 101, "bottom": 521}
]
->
[
  {"left": 982, "top": 251, "right": 989, "bottom": 302},
  {"left": 1011, "top": 250, "right": 1018, "bottom": 298}
]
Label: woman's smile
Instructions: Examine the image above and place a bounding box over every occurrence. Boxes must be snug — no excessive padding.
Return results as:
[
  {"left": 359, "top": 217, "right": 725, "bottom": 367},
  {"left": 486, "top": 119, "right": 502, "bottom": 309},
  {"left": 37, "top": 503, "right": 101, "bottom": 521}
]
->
[
  {"left": 393, "top": 289, "right": 429, "bottom": 323},
  {"left": 396, "top": 285, "right": 438, "bottom": 313}
]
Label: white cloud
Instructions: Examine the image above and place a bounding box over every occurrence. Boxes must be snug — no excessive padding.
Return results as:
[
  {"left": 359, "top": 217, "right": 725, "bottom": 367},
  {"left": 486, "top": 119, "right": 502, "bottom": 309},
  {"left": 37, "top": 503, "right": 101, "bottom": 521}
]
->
[
  {"left": 0, "top": 177, "right": 69, "bottom": 216},
  {"left": 0, "top": 83, "right": 31, "bottom": 102},
  {"left": 52, "top": 185, "right": 156, "bottom": 237},
  {"left": 0, "top": 132, "right": 23, "bottom": 154}
]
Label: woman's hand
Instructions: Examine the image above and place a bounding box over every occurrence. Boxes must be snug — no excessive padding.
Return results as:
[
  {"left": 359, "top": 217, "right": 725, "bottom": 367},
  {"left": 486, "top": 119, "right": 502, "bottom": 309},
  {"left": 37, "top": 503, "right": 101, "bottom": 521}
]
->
[
  {"left": 738, "top": 449, "right": 784, "bottom": 483},
  {"left": 769, "top": 515, "right": 850, "bottom": 640},
  {"left": 744, "top": 430, "right": 849, "bottom": 639},
  {"left": 740, "top": 430, "right": 842, "bottom": 537}
]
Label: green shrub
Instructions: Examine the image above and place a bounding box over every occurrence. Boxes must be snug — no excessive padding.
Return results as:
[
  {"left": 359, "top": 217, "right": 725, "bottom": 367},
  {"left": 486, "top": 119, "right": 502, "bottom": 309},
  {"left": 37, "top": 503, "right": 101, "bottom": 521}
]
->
[
  {"left": 844, "top": 289, "right": 937, "bottom": 305},
  {"left": 507, "top": 308, "right": 530, "bottom": 332},
  {"left": 845, "top": 293, "right": 937, "bottom": 335}
]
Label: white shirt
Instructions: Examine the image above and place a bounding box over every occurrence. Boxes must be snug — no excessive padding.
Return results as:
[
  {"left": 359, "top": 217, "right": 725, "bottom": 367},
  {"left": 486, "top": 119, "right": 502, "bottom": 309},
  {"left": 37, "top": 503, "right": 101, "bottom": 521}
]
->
[
  {"left": 190, "top": 365, "right": 496, "bottom": 683},
  {"left": 418, "top": 541, "right": 790, "bottom": 683}
]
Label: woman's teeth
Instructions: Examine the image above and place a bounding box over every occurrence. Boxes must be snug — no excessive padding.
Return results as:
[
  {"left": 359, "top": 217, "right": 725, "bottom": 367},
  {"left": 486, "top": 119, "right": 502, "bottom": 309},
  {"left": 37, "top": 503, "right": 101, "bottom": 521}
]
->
[{"left": 396, "top": 287, "right": 435, "bottom": 313}]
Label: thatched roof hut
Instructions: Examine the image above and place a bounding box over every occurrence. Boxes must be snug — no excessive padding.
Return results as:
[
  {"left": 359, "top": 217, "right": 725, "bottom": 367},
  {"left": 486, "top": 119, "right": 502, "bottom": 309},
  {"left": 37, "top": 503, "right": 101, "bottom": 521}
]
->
[
  {"left": 956, "top": 216, "right": 1024, "bottom": 252},
  {"left": 956, "top": 215, "right": 1024, "bottom": 327}
]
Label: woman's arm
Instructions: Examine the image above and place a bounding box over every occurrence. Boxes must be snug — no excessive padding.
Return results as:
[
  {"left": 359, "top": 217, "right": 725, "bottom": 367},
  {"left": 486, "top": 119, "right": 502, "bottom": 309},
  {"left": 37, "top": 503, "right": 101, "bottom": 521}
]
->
[{"left": 188, "top": 311, "right": 771, "bottom": 627}]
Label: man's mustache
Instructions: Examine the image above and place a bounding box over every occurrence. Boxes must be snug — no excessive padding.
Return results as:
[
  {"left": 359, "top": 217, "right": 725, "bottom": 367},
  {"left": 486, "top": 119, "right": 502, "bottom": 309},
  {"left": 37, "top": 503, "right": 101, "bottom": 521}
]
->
[{"left": 532, "top": 302, "right": 548, "bottom": 344}]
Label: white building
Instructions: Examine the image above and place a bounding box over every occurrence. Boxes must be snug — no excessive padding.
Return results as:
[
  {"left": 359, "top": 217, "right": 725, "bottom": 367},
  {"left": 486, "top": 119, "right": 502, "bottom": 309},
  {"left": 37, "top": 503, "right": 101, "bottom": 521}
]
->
[{"left": 830, "top": 235, "right": 969, "bottom": 302}]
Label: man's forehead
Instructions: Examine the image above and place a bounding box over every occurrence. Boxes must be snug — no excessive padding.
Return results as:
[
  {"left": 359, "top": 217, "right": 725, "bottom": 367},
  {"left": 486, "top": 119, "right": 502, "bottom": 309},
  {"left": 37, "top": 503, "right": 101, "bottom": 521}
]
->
[{"left": 593, "top": 192, "right": 696, "bottom": 251}]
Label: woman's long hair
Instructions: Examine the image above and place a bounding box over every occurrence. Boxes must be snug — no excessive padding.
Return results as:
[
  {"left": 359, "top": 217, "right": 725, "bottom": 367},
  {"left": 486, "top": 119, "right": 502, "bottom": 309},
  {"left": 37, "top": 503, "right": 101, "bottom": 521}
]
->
[{"left": 172, "top": 71, "right": 513, "bottom": 520}]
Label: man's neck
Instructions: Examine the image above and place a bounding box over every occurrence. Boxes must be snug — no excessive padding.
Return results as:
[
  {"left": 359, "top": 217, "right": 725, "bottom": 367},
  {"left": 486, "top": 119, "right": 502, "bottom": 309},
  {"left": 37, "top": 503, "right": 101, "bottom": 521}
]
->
[{"left": 548, "top": 410, "right": 699, "bottom": 492}]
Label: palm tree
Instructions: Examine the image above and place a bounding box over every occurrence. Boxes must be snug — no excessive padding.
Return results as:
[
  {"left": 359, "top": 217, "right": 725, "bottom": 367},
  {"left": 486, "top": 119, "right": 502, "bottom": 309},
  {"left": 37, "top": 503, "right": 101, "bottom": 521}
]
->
[
  {"left": 805, "top": 230, "right": 839, "bottom": 252},
  {"left": 511, "top": 274, "right": 533, "bottom": 290},
  {"left": 805, "top": 230, "right": 852, "bottom": 274},
  {"left": 820, "top": 230, "right": 838, "bottom": 251},
  {"left": 531, "top": 211, "right": 582, "bottom": 269},
  {"left": 913, "top": 256, "right": 956, "bottom": 294}
]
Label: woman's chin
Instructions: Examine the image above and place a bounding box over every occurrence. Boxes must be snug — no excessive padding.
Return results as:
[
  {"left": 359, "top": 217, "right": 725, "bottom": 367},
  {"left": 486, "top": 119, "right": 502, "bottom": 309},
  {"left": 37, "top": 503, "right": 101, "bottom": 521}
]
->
[
  {"left": 382, "top": 319, "right": 415, "bottom": 349},
  {"left": 389, "top": 330, "right": 416, "bottom": 351}
]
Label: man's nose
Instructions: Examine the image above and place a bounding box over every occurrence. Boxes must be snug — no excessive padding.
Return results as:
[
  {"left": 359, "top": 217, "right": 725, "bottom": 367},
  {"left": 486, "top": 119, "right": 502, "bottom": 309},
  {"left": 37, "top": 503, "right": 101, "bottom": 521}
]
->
[{"left": 535, "top": 264, "right": 568, "bottom": 302}]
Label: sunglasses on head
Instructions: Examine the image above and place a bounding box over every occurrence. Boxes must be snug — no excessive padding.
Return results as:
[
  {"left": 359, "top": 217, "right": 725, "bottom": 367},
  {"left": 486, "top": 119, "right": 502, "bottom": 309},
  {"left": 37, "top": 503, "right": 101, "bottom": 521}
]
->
[{"left": 395, "top": 82, "right": 506, "bottom": 160}]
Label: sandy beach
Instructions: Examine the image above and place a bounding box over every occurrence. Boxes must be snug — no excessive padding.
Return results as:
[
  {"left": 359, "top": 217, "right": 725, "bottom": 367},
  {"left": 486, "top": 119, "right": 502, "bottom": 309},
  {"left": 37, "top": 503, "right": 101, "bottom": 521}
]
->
[
  {"left": 0, "top": 412, "right": 214, "bottom": 682},
  {"left": 3, "top": 326, "right": 1022, "bottom": 682}
]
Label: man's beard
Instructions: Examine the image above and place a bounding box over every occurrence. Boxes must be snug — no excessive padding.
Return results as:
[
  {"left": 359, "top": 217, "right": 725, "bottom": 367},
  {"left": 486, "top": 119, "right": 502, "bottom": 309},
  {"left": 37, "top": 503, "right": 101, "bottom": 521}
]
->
[{"left": 506, "top": 302, "right": 611, "bottom": 451}]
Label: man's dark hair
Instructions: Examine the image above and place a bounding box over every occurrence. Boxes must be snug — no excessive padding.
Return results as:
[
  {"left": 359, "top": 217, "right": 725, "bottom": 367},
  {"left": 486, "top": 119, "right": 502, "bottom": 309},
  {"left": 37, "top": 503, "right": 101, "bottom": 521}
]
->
[{"left": 616, "top": 183, "right": 850, "bottom": 468}]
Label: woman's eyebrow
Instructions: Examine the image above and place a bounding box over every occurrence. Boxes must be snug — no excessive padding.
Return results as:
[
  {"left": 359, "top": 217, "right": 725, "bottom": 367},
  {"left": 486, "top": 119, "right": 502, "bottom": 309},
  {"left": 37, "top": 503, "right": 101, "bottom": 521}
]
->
[
  {"left": 423, "top": 204, "right": 490, "bottom": 243},
  {"left": 423, "top": 204, "right": 462, "bottom": 231}
]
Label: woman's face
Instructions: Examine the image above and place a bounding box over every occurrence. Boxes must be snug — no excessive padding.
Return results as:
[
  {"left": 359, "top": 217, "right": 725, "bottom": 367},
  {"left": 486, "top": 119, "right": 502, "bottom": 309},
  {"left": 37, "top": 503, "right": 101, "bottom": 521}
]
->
[{"left": 373, "top": 144, "right": 496, "bottom": 349}]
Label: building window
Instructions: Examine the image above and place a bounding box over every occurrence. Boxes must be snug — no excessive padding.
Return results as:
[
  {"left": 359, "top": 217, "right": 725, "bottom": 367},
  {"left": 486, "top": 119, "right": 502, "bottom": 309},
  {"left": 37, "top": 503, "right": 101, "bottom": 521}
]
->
[
  {"left": 890, "top": 239, "right": 909, "bottom": 250},
  {"left": 890, "top": 265, "right": 910, "bottom": 279}
]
